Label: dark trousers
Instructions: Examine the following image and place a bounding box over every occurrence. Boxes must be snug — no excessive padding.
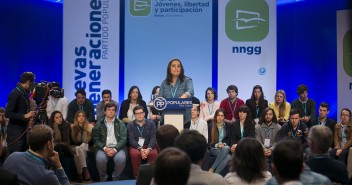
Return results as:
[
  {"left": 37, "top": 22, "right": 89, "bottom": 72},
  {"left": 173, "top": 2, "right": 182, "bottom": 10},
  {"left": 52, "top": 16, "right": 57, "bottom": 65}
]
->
[
  {"left": 6, "top": 124, "right": 28, "bottom": 154},
  {"left": 329, "top": 148, "right": 349, "bottom": 164}
]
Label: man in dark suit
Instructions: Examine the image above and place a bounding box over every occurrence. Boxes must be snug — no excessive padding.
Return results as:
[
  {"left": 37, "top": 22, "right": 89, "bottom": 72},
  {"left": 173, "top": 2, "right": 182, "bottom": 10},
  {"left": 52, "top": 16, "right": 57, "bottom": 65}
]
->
[
  {"left": 136, "top": 124, "right": 180, "bottom": 185},
  {"left": 309, "top": 102, "right": 336, "bottom": 131},
  {"left": 0, "top": 167, "right": 19, "bottom": 185}
]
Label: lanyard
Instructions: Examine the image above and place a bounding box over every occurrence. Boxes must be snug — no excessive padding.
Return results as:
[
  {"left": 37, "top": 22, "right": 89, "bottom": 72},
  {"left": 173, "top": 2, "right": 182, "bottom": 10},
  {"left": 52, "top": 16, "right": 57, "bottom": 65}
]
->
[
  {"left": 263, "top": 127, "right": 272, "bottom": 139},
  {"left": 170, "top": 79, "right": 180, "bottom": 98},
  {"left": 51, "top": 98, "right": 58, "bottom": 110},
  {"left": 302, "top": 103, "right": 307, "bottom": 115},
  {"left": 136, "top": 124, "right": 145, "bottom": 137},
  {"left": 256, "top": 104, "right": 260, "bottom": 118},
  {"left": 291, "top": 122, "right": 301, "bottom": 138},
  {"left": 228, "top": 99, "right": 237, "bottom": 120},
  {"left": 240, "top": 123, "right": 244, "bottom": 139},
  {"left": 16, "top": 86, "right": 29, "bottom": 112},
  {"left": 207, "top": 102, "right": 214, "bottom": 116},
  {"left": 78, "top": 103, "right": 84, "bottom": 111},
  {"left": 104, "top": 118, "right": 114, "bottom": 135}
]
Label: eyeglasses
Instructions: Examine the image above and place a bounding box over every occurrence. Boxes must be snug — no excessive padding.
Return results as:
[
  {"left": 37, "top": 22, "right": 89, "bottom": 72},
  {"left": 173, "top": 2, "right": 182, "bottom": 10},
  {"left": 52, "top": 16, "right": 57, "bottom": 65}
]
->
[{"left": 135, "top": 112, "right": 144, "bottom": 115}]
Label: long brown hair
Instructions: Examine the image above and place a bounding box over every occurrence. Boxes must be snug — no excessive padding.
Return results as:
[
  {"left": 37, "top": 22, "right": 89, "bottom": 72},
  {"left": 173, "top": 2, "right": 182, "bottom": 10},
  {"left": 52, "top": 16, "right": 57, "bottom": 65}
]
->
[
  {"left": 210, "top": 109, "right": 226, "bottom": 145},
  {"left": 275, "top": 90, "right": 287, "bottom": 118},
  {"left": 165, "top": 59, "right": 186, "bottom": 85},
  {"left": 71, "top": 111, "right": 91, "bottom": 143}
]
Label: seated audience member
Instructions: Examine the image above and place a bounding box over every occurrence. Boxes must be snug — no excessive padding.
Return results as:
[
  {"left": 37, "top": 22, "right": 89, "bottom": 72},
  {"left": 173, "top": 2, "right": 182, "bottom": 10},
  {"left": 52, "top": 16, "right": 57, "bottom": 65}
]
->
[
  {"left": 309, "top": 102, "right": 336, "bottom": 132},
  {"left": 175, "top": 130, "right": 226, "bottom": 185},
  {"left": 67, "top": 88, "right": 95, "bottom": 124},
  {"left": 267, "top": 140, "right": 331, "bottom": 185},
  {"left": 127, "top": 106, "right": 158, "bottom": 177},
  {"left": 200, "top": 87, "right": 220, "bottom": 124},
  {"left": 48, "top": 111, "right": 70, "bottom": 165},
  {"left": 208, "top": 109, "right": 232, "bottom": 174},
  {"left": 276, "top": 108, "right": 309, "bottom": 146},
  {"left": 225, "top": 138, "right": 271, "bottom": 185},
  {"left": 186, "top": 105, "right": 208, "bottom": 141},
  {"left": 307, "top": 125, "right": 349, "bottom": 184},
  {"left": 151, "top": 147, "right": 191, "bottom": 185},
  {"left": 245, "top": 85, "right": 268, "bottom": 124},
  {"left": 0, "top": 107, "right": 8, "bottom": 165},
  {"left": 0, "top": 167, "right": 19, "bottom": 185},
  {"left": 93, "top": 102, "right": 127, "bottom": 181},
  {"left": 69, "top": 111, "right": 93, "bottom": 182},
  {"left": 46, "top": 82, "right": 69, "bottom": 120},
  {"left": 220, "top": 85, "right": 244, "bottom": 124},
  {"left": 148, "top": 86, "right": 161, "bottom": 125},
  {"left": 329, "top": 108, "right": 352, "bottom": 165},
  {"left": 291, "top": 84, "right": 316, "bottom": 126},
  {"left": 269, "top": 90, "right": 291, "bottom": 125},
  {"left": 3, "top": 124, "right": 69, "bottom": 185},
  {"left": 119, "top": 86, "right": 148, "bottom": 125},
  {"left": 231, "top": 105, "right": 256, "bottom": 149},
  {"left": 255, "top": 107, "right": 281, "bottom": 159},
  {"left": 96, "top": 89, "right": 118, "bottom": 122},
  {"left": 136, "top": 124, "right": 180, "bottom": 185}
]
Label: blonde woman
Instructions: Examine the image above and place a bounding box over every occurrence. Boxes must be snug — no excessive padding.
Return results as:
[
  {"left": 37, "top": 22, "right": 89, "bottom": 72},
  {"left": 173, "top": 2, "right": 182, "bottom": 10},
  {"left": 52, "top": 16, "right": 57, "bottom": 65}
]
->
[
  {"left": 269, "top": 90, "right": 291, "bottom": 125},
  {"left": 70, "top": 111, "right": 93, "bottom": 182}
]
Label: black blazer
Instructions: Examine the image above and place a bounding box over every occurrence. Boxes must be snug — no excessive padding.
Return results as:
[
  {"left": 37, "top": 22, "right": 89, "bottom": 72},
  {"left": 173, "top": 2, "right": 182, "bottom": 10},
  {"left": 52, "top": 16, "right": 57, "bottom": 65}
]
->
[
  {"left": 231, "top": 119, "right": 256, "bottom": 145},
  {"left": 245, "top": 99, "right": 268, "bottom": 119},
  {"left": 0, "top": 168, "right": 19, "bottom": 185},
  {"left": 208, "top": 122, "right": 232, "bottom": 148}
]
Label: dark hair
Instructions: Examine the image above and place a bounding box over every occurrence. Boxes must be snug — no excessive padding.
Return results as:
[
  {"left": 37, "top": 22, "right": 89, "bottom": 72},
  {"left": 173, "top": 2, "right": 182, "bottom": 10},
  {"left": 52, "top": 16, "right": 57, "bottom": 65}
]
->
[
  {"left": 272, "top": 140, "right": 303, "bottom": 180},
  {"left": 127, "top": 85, "right": 143, "bottom": 103},
  {"left": 226, "top": 85, "right": 238, "bottom": 94},
  {"left": 165, "top": 59, "right": 185, "bottom": 85},
  {"left": 250, "top": 85, "right": 264, "bottom": 101},
  {"left": 133, "top": 105, "right": 145, "bottom": 114},
  {"left": 75, "top": 88, "right": 86, "bottom": 96},
  {"left": 258, "top": 107, "right": 278, "bottom": 125},
  {"left": 296, "top": 84, "right": 308, "bottom": 95},
  {"left": 0, "top": 107, "right": 6, "bottom": 126},
  {"left": 238, "top": 105, "right": 253, "bottom": 126},
  {"left": 156, "top": 125, "right": 180, "bottom": 151},
  {"left": 19, "top": 72, "right": 35, "bottom": 83},
  {"left": 309, "top": 125, "right": 332, "bottom": 154},
  {"left": 152, "top": 86, "right": 160, "bottom": 95},
  {"left": 341, "top": 108, "right": 352, "bottom": 120},
  {"left": 27, "top": 124, "right": 53, "bottom": 152},
  {"left": 153, "top": 147, "right": 190, "bottom": 185},
  {"left": 205, "top": 87, "right": 218, "bottom": 101},
  {"left": 104, "top": 102, "right": 117, "bottom": 112},
  {"left": 102, "top": 89, "right": 111, "bottom": 97},
  {"left": 175, "top": 130, "right": 207, "bottom": 163},
  {"left": 231, "top": 138, "right": 267, "bottom": 183},
  {"left": 319, "top": 102, "right": 329, "bottom": 111},
  {"left": 289, "top": 108, "right": 301, "bottom": 117},
  {"left": 48, "top": 111, "right": 63, "bottom": 127},
  {"left": 211, "top": 108, "right": 226, "bottom": 145}
]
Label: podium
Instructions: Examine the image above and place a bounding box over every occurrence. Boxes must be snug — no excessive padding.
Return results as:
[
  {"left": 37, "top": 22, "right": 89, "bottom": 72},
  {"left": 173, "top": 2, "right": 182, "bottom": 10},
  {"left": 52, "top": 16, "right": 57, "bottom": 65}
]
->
[{"left": 153, "top": 97, "right": 193, "bottom": 132}]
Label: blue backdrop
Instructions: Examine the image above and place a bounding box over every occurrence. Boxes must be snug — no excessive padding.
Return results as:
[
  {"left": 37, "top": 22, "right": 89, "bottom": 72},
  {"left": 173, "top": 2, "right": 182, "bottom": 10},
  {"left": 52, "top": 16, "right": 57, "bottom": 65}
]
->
[{"left": 1, "top": 0, "right": 351, "bottom": 120}]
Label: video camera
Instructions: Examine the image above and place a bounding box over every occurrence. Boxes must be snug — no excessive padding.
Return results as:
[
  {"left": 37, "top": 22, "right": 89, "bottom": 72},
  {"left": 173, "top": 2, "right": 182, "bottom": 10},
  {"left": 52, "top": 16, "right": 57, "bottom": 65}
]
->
[{"left": 30, "top": 81, "right": 64, "bottom": 124}]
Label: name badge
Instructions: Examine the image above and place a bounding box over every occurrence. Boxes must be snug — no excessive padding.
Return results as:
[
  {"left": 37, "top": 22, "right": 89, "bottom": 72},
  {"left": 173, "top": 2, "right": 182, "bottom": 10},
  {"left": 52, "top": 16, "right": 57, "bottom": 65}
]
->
[
  {"left": 264, "top": 139, "right": 270, "bottom": 148},
  {"left": 138, "top": 137, "right": 145, "bottom": 147},
  {"left": 254, "top": 118, "right": 259, "bottom": 124}
]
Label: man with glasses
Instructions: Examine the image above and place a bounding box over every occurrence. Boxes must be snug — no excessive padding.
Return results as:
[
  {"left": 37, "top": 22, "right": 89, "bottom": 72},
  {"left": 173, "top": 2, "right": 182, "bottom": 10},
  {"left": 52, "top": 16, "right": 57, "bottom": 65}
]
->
[
  {"left": 127, "top": 106, "right": 158, "bottom": 177},
  {"left": 5, "top": 72, "right": 36, "bottom": 154}
]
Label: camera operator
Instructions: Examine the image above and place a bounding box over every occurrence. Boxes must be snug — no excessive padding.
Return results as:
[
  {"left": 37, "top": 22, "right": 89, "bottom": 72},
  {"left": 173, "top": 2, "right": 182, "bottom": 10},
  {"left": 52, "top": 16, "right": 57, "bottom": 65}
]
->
[
  {"left": 46, "top": 82, "right": 68, "bottom": 120},
  {"left": 5, "top": 72, "right": 36, "bottom": 154}
]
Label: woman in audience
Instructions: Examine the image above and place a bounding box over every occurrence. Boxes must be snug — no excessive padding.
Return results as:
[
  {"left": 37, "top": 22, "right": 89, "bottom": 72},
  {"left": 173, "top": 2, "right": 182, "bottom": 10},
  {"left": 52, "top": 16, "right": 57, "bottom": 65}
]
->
[
  {"left": 208, "top": 108, "right": 232, "bottom": 174},
  {"left": 225, "top": 138, "right": 271, "bottom": 185},
  {"left": 245, "top": 85, "right": 268, "bottom": 124},
  {"left": 200, "top": 87, "right": 220, "bottom": 124},
  {"left": 159, "top": 58, "right": 194, "bottom": 124},
  {"left": 0, "top": 107, "right": 8, "bottom": 165},
  {"left": 148, "top": 86, "right": 161, "bottom": 125},
  {"left": 231, "top": 105, "right": 256, "bottom": 153},
  {"left": 119, "top": 85, "right": 148, "bottom": 124},
  {"left": 48, "top": 111, "right": 71, "bottom": 164},
  {"left": 269, "top": 90, "right": 291, "bottom": 125},
  {"left": 70, "top": 111, "right": 93, "bottom": 182}
]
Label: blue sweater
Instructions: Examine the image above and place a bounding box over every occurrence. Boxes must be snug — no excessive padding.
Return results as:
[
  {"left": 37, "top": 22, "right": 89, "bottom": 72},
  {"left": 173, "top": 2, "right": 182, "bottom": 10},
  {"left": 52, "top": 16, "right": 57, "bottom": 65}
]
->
[{"left": 3, "top": 151, "right": 69, "bottom": 185}]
